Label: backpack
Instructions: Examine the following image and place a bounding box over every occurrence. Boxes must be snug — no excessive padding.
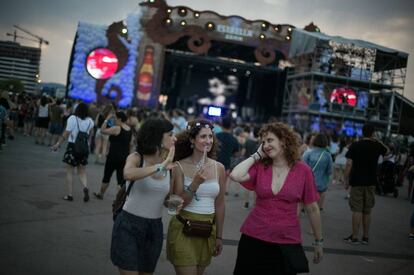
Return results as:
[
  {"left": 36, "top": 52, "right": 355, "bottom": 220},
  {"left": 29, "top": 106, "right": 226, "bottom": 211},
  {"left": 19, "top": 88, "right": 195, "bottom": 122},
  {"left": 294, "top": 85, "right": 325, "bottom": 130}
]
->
[
  {"left": 73, "top": 117, "right": 91, "bottom": 159},
  {"left": 112, "top": 152, "right": 143, "bottom": 221}
]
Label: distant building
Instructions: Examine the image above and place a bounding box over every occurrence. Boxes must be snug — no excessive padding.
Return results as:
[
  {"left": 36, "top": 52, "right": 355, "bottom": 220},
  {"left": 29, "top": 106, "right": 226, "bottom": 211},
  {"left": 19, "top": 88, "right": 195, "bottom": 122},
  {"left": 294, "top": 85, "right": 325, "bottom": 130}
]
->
[
  {"left": 39, "top": 82, "right": 66, "bottom": 98},
  {"left": 0, "top": 41, "right": 40, "bottom": 94}
]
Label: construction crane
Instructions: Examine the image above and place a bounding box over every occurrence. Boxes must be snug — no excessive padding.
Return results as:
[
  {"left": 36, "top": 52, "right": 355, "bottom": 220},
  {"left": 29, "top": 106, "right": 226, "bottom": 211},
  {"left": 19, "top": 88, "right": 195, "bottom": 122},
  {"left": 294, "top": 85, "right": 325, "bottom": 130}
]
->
[
  {"left": 12, "top": 25, "right": 49, "bottom": 48},
  {"left": 6, "top": 30, "right": 40, "bottom": 44}
]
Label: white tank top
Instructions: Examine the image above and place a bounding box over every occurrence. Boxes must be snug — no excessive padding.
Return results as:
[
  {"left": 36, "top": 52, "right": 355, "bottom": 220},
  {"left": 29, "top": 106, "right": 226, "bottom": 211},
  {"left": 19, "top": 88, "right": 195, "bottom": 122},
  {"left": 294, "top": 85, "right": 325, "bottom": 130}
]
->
[
  {"left": 178, "top": 161, "right": 220, "bottom": 215},
  {"left": 38, "top": 104, "right": 49, "bottom": 117},
  {"left": 123, "top": 160, "right": 170, "bottom": 219}
]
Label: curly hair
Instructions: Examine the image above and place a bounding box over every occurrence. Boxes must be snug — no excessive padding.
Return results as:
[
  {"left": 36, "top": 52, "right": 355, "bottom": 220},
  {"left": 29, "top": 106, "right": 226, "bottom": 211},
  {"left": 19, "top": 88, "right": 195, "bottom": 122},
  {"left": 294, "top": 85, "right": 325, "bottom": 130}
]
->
[
  {"left": 136, "top": 118, "right": 173, "bottom": 155},
  {"left": 174, "top": 119, "right": 218, "bottom": 161},
  {"left": 259, "top": 122, "right": 301, "bottom": 167}
]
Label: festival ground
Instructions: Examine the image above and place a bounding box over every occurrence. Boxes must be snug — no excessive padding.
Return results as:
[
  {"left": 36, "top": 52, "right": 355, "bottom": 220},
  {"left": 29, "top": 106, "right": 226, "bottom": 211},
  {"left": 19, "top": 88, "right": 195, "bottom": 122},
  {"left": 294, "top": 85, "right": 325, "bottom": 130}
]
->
[{"left": 0, "top": 135, "right": 413, "bottom": 275}]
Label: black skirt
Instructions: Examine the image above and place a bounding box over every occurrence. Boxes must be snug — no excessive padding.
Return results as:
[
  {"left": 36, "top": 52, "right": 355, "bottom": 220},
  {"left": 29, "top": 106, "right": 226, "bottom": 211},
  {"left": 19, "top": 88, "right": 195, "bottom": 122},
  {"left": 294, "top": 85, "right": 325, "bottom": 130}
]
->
[
  {"left": 234, "top": 234, "right": 307, "bottom": 275},
  {"left": 63, "top": 143, "right": 88, "bottom": 167}
]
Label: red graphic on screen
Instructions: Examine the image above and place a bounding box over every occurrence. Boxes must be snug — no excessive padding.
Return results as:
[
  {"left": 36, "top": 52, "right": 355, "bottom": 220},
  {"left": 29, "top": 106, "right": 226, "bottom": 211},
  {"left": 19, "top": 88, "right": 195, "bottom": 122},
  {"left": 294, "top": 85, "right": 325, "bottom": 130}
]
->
[
  {"left": 330, "top": 88, "right": 357, "bottom": 106},
  {"left": 86, "top": 48, "right": 118, "bottom": 79}
]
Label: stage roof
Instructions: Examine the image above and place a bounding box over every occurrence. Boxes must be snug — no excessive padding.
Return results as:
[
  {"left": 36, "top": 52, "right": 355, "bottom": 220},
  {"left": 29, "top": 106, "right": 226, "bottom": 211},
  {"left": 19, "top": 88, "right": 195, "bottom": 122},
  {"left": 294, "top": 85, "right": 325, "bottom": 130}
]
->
[{"left": 289, "top": 29, "right": 409, "bottom": 71}]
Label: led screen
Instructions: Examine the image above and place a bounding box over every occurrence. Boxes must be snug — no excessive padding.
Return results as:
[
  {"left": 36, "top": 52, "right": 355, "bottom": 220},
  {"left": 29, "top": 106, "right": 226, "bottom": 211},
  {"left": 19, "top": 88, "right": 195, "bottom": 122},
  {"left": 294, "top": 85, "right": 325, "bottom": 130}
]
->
[
  {"left": 86, "top": 48, "right": 118, "bottom": 79},
  {"left": 330, "top": 88, "right": 357, "bottom": 106}
]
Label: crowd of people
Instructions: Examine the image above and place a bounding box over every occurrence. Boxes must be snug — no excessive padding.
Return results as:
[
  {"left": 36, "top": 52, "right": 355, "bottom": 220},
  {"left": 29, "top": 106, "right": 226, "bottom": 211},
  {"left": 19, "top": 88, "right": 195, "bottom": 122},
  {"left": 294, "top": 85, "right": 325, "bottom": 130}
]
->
[{"left": 1, "top": 91, "right": 414, "bottom": 274}]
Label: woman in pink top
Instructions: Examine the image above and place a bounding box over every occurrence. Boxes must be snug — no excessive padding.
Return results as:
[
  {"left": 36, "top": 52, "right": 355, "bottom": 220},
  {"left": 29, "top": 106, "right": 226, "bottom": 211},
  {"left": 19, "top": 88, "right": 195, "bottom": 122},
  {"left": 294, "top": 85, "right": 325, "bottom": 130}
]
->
[{"left": 230, "top": 122, "right": 323, "bottom": 275}]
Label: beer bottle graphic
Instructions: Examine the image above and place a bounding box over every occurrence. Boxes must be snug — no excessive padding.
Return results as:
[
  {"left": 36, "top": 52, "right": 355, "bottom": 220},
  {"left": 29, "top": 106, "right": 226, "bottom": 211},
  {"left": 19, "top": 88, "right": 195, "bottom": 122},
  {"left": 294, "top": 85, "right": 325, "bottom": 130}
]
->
[{"left": 137, "top": 46, "right": 154, "bottom": 101}]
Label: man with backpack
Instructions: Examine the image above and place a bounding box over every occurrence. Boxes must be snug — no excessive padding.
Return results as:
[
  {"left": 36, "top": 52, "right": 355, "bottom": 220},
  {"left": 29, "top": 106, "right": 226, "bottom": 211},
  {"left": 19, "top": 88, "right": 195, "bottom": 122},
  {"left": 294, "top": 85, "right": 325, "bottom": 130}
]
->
[{"left": 52, "top": 102, "right": 94, "bottom": 202}]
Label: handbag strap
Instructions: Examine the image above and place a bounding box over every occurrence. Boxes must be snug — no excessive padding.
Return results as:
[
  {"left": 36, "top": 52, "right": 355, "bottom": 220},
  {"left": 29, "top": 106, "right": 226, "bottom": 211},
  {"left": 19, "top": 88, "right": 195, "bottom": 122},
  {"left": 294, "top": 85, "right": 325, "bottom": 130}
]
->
[
  {"left": 312, "top": 151, "right": 325, "bottom": 172},
  {"left": 126, "top": 152, "right": 144, "bottom": 196},
  {"left": 176, "top": 214, "right": 189, "bottom": 225}
]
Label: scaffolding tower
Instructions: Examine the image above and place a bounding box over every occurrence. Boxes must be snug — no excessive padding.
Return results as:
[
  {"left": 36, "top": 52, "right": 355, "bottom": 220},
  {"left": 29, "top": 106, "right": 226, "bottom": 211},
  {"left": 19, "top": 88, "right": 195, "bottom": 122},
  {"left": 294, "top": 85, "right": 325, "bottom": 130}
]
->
[{"left": 282, "top": 28, "right": 409, "bottom": 137}]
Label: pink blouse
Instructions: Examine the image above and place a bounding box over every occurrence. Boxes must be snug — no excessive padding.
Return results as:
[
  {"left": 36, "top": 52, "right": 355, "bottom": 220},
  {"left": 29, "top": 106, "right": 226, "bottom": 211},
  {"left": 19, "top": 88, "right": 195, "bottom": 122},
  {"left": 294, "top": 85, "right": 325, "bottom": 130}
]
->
[{"left": 240, "top": 161, "right": 319, "bottom": 244}]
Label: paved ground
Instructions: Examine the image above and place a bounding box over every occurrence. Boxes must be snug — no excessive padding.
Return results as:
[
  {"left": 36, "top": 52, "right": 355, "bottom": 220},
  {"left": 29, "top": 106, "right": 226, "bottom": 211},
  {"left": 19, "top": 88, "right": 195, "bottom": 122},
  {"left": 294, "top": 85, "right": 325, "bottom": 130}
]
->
[{"left": 0, "top": 134, "right": 413, "bottom": 275}]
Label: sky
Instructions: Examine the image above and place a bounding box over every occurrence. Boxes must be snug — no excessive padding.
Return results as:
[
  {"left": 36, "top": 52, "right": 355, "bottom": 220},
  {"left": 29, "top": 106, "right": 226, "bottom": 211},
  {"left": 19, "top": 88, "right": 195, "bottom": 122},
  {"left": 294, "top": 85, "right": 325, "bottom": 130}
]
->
[{"left": 0, "top": 0, "right": 413, "bottom": 101}]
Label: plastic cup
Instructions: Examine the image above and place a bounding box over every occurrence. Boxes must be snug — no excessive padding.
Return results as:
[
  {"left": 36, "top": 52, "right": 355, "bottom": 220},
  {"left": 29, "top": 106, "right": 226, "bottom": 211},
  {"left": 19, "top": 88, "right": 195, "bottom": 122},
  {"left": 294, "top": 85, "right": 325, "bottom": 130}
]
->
[{"left": 167, "top": 194, "right": 183, "bottom": 215}]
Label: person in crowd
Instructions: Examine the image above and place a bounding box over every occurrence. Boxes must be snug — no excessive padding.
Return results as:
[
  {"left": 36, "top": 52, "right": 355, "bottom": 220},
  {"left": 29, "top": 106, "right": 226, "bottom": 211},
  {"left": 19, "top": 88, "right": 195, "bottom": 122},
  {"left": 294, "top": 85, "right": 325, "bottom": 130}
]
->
[
  {"left": 333, "top": 138, "right": 348, "bottom": 185},
  {"left": 167, "top": 119, "right": 226, "bottom": 275},
  {"left": 216, "top": 116, "right": 240, "bottom": 195},
  {"left": 126, "top": 108, "right": 140, "bottom": 151},
  {"left": 300, "top": 132, "right": 316, "bottom": 156},
  {"left": 241, "top": 125, "right": 260, "bottom": 209},
  {"left": 17, "top": 95, "right": 28, "bottom": 134},
  {"left": 35, "top": 95, "right": 51, "bottom": 145},
  {"left": 111, "top": 118, "right": 177, "bottom": 275},
  {"left": 171, "top": 108, "right": 187, "bottom": 134},
  {"left": 343, "top": 123, "right": 388, "bottom": 244},
  {"left": 410, "top": 171, "right": 414, "bottom": 240},
  {"left": 303, "top": 133, "right": 333, "bottom": 211},
  {"left": 395, "top": 148, "right": 408, "bottom": 186},
  {"left": 48, "top": 98, "right": 64, "bottom": 146},
  {"left": 23, "top": 98, "right": 36, "bottom": 136},
  {"left": 228, "top": 126, "right": 247, "bottom": 197},
  {"left": 230, "top": 122, "right": 323, "bottom": 275},
  {"left": 0, "top": 101, "right": 8, "bottom": 151},
  {"left": 94, "top": 105, "right": 114, "bottom": 163},
  {"left": 93, "top": 111, "right": 132, "bottom": 199},
  {"left": 404, "top": 146, "right": 414, "bottom": 199},
  {"left": 51, "top": 102, "right": 94, "bottom": 202},
  {"left": 0, "top": 97, "right": 10, "bottom": 149}
]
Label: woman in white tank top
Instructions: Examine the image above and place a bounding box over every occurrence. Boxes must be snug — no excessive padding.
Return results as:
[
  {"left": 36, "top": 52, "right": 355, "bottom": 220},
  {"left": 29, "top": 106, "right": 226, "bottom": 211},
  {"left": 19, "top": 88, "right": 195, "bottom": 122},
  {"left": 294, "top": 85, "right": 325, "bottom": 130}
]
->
[
  {"left": 167, "top": 119, "right": 226, "bottom": 275},
  {"left": 110, "top": 118, "right": 178, "bottom": 275}
]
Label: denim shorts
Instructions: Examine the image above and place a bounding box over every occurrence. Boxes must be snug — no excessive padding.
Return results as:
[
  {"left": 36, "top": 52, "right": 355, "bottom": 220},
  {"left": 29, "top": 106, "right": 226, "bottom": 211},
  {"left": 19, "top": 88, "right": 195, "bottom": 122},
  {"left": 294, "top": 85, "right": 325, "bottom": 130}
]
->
[{"left": 111, "top": 210, "right": 163, "bottom": 273}]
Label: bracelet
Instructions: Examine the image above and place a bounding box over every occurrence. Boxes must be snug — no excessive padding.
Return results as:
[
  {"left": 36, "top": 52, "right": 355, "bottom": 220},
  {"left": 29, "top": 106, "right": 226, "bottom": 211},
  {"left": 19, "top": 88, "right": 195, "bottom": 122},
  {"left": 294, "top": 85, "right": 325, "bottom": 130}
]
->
[
  {"left": 185, "top": 185, "right": 199, "bottom": 201},
  {"left": 155, "top": 164, "right": 166, "bottom": 173},
  {"left": 312, "top": 238, "right": 324, "bottom": 247}
]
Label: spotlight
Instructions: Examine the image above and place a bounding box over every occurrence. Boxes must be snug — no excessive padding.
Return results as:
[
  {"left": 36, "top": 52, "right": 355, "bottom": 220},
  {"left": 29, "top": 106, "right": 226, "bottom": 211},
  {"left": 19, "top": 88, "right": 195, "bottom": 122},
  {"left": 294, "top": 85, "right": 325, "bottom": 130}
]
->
[
  {"left": 178, "top": 8, "right": 187, "bottom": 17},
  {"left": 261, "top": 22, "right": 269, "bottom": 31},
  {"left": 285, "top": 35, "right": 291, "bottom": 41},
  {"left": 287, "top": 27, "right": 293, "bottom": 33},
  {"left": 121, "top": 28, "right": 127, "bottom": 34},
  {"left": 259, "top": 34, "right": 266, "bottom": 40},
  {"left": 165, "top": 18, "right": 172, "bottom": 26},
  {"left": 205, "top": 22, "right": 215, "bottom": 31},
  {"left": 194, "top": 12, "right": 200, "bottom": 18},
  {"left": 166, "top": 8, "right": 172, "bottom": 13},
  {"left": 274, "top": 25, "right": 281, "bottom": 32},
  {"left": 180, "top": 20, "right": 187, "bottom": 26}
]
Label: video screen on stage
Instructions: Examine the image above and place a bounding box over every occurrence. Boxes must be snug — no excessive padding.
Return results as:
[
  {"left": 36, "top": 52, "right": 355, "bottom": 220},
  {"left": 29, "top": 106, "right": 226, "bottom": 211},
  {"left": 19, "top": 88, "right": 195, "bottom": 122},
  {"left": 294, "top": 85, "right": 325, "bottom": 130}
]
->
[{"left": 178, "top": 70, "right": 239, "bottom": 109}]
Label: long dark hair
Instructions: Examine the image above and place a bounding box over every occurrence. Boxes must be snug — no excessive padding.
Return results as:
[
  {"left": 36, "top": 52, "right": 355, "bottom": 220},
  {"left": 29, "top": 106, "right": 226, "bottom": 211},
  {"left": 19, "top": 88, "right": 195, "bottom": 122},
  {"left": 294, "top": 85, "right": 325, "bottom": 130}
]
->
[
  {"left": 136, "top": 118, "right": 173, "bottom": 155},
  {"left": 174, "top": 119, "right": 218, "bottom": 161}
]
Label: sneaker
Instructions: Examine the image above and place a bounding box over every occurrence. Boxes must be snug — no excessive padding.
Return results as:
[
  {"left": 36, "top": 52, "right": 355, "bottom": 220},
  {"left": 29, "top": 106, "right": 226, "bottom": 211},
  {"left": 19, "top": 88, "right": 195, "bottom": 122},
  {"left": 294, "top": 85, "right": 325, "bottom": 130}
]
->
[
  {"left": 361, "top": 237, "right": 369, "bottom": 245},
  {"left": 343, "top": 235, "right": 359, "bottom": 244},
  {"left": 83, "top": 188, "right": 90, "bottom": 202}
]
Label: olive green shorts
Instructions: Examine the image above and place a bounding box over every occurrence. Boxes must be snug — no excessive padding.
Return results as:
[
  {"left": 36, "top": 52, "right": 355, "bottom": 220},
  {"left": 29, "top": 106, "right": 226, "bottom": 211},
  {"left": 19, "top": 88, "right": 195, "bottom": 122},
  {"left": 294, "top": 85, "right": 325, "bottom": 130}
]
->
[
  {"left": 349, "top": 186, "right": 376, "bottom": 213},
  {"left": 166, "top": 210, "right": 216, "bottom": 266}
]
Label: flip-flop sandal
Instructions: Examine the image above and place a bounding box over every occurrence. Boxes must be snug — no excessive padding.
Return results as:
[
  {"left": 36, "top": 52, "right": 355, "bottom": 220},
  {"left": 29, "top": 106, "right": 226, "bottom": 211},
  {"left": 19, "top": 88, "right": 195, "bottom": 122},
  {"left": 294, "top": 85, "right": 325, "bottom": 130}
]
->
[
  {"left": 83, "top": 188, "right": 90, "bottom": 202},
  {"left": 63, "top": 195, "right": 73, "bottom": 201}
]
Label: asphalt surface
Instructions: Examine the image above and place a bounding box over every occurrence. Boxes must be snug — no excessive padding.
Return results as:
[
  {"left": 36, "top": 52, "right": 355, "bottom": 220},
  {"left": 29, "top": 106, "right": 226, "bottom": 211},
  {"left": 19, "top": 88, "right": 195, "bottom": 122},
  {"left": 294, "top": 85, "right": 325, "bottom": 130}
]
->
[{"left": 0, "top": 134, "right": 413, "bottom": 275}]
